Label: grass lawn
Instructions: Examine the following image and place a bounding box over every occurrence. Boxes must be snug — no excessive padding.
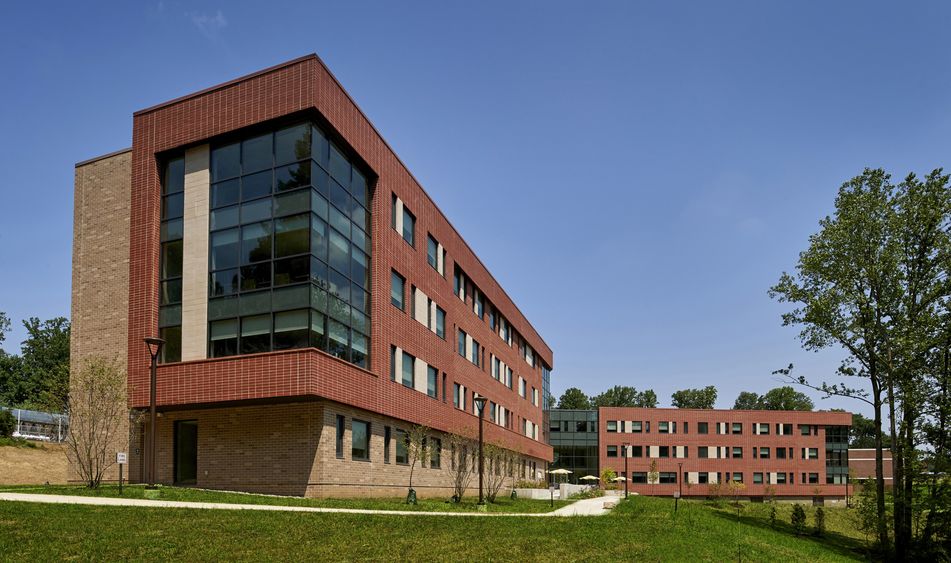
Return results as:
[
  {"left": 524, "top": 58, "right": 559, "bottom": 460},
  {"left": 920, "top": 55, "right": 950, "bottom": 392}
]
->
[
  {"left": 0, "top": 494, "right": 870, "bottom": 561},
  {"left": 0, "top": 484, "right": 569, "bottom": 513}
]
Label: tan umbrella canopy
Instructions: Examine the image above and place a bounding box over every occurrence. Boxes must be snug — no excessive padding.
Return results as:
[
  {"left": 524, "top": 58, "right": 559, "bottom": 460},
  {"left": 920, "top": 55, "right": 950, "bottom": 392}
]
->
[
  {"left": 579, "top": 475, "right": 599, "bottom": 481},
  {"left": 611, "top": 476, "right": 627, "bottom": 482},
  {"left": 547, "top": 468, "right": 572, "bottom": 484}
]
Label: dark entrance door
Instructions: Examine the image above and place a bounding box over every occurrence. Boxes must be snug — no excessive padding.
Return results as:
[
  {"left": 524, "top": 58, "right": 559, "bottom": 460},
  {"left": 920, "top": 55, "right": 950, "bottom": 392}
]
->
[{"left": 174, "top": 420, "right": 198, "bottom": 485}]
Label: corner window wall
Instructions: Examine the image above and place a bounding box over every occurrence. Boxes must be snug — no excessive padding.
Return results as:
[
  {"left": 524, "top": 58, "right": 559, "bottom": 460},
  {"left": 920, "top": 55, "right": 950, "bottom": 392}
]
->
[
  {"left": 159, "top": 156, "right": 185, "bottom": 363},
  {"left": 207, "top": 122, "right": 372, "bottom": 369}
]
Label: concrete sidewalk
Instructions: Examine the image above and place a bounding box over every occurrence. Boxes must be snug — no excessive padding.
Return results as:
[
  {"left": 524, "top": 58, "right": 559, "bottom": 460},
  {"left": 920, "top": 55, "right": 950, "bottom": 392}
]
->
[{"left": 0, "top": 492, "right": 613, "bottom": 517}]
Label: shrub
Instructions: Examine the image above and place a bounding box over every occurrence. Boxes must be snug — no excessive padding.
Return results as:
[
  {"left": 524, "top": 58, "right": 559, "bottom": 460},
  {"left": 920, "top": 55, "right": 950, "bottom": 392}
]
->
[
  {"left": 769, "top": 505, "right": 777, "bottom": 528},
  {"left": 0, "top": 410, "right": 14, "bottom": 437},
  {"left": 570, "top": 489, "right": 604, "bottom": 500},
  {"left": 791, "top": 504, "right": 807, "bottom": 535},
  {"left": 813, "top": 506, "right": 825, "bottom": 537},
  {"left": 600, "top": 468, "right": 617, "bottom": 490}
]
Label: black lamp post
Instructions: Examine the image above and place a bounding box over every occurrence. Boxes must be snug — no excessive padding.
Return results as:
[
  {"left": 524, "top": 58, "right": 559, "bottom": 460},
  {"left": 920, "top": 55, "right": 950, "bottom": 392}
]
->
[
  {"left": 144, "top": 337, "right": 165, "bottom": 489},
  {"left": 677, "top": 461, "right": 683, "bottom": 512},
  {"left": 623, "top": 442, "right": 630, "bottom": 499},
  {"left": 473, "top": 394, "right": 488, "bottom": 506}
]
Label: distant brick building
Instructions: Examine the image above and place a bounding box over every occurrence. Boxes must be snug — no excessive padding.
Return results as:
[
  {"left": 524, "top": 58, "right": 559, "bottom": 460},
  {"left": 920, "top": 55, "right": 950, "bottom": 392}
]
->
[
  {"left": 71, "top": 54, "right": 553, "bottom": 497},
  {"left": 848, "top": 448, "right": 893, "bottom": 486},
  {"left": 551, "top": 407, "right": 851, "bottom": 500}
]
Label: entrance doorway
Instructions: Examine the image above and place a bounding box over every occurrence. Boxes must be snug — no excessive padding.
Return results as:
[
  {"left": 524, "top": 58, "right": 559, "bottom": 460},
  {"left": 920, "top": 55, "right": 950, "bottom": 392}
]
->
[{"left": 174, "top": 420, "right": 198, "bottom": 485}]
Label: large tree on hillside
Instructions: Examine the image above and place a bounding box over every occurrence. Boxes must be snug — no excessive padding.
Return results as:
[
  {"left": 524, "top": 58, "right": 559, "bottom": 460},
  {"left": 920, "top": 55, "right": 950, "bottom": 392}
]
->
[
  {"left": 591, "top": 385, "right": 657, "bottom": 408},
  {"left": 671, "top": 386, "right": 717, "bottom": 409},
  {"left": 557, "top": 387, "right": 591, "bottom": 409}
]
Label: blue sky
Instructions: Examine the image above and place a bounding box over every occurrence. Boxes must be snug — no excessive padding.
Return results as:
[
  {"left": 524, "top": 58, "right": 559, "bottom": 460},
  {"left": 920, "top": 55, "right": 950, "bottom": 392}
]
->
[{"left": 3, "top": 1, "right": 950, "bottom": 415}]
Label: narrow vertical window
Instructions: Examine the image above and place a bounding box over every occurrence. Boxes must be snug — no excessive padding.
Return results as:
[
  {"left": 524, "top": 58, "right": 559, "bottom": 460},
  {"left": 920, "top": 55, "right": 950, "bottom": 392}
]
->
[
  {"left": 335, "top": 415, "right": 345, "bottom": 458},
  {"left": 391, "top": 270, "right": 405, "bottom": 310}
]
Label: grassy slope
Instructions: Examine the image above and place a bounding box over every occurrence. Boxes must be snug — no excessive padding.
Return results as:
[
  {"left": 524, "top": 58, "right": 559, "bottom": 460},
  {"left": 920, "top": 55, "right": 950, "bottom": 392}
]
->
[
  {"left": 0, "top": 442, "right": 67, "bottom": 485},
  {"left": 0, "top": 495, "right": 867, "bottom": 561},
  {"left": 0, "top": 484, "right": 569, "bottom": 513}
]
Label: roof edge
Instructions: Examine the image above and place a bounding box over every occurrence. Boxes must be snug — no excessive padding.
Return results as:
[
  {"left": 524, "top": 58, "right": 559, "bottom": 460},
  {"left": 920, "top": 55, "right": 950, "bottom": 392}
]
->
[{"left": 75, "top": 147, "right": 132, "bottom": 168}]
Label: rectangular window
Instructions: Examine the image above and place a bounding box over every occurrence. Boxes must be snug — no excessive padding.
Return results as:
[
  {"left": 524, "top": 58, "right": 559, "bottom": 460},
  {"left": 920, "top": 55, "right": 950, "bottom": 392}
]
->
[
  {"left": 632, "top": 421, "right": 643, "bottom": 433},
  {"left": 732, "top": 472, "right": 743, "bottom": 483},
  {"left": 430, "top": 438, "right": 441, "bottom": 469},
  {"left": 396, "top": 430, "right": 408, "bottom": 464},
  {"left": 683, "top": 422, "right": 688, "bottom": 434},
  {"left": 427, "top": 366, "right": 438, "bottom": 398},
  {"left": 753, "top": 472, "right": 763, "bottom": 484},
  {"left": 659, "top": 472, "right": 677, "bottom": 484},
  {"left": 659, "top": 446, "right": 670, "bottom": 458},
  {"left": 631, "top": 445, "right": 643, "bottom": 457},
  {"left": 401, "top": 351, "right": 414, "bottom": 388},
  {"left": 607, "top": 445, "right": 618, "bottom": 457},
  {"left": 803, "top": 448, "right": 819, "bottom": 460},
  {"left": 335, "top": 415, "right": 345, "bottom": 458},
  {"left": 453, "top": 383, "right": 462, "bottom": 409},
  {"left": 757, "top": 422, "right": 770, "bottom": 434},
  {"left": 732, "top": 447, "right": 743, "bottom": 459},
  {"left": 471, "top": 339, "right": 481, "bottom": 367},
  {"left": 659, "top": 421, "right": 670, "bottom": 434},
  {"left": 698, "top": 472, "right": 709, "bottom": 484},
  {"left": 698, "top": 422, "right": 708, "bottom": 434},
  {"left": 391, "top": 270, "right": 405, "bottom": 310},
  {"left": 458, "top": 330, "right": 466, "bottom": 357},
  {"left": 776, "top": 447, "right": 787, "bottom": 459},
  {"left": 607, "top": 421, "right": 618, "bottom": 433},
  {"left": 427, "top": 234, "right": 439, "bottom": 271},
  {"left": 435, "top": 306, "right": 446, "bottom": 339},
  {"left": 732, "top": 422, "right": 743, "bottom": 434},
  {"left": 759, "top": 447, "right": 770, "bottom": 459},
  {"left": 402, "top": 206, "right": 415, "bottom": 246},
  {"left": 780, "top": 423, "right": 793, "bottom": 435},
  {"left": 698, "top": 446, "right": 708, "bottom": 458},
  {"left": 800, "top": 424, "right": 812, "bottom": 436},
  {"left": 384, "top": 426, "right": 391, "bottom": 464},
  {"left": 808, "top": 472, "right": 819, "bottom": 484},
  {"left": 777, "top": 472, "right": 788, "bottom": 484},
  {"left": 631, "top": 472, "right": 647, "bottom": 484},
  {"left": 351, "top": 419, "right": 370, "bottom": 461}
]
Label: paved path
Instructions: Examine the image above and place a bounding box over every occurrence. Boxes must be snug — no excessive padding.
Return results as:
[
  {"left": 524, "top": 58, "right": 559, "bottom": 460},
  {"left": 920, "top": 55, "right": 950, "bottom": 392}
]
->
[{"left": 0, "top": 492, "right": 613, "bottom": 517}]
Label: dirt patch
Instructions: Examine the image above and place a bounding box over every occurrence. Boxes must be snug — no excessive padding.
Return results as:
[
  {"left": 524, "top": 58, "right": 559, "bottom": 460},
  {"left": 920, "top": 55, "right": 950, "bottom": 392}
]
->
[{"left": 0, "top": 442, "right": 68, "bottom": 485}]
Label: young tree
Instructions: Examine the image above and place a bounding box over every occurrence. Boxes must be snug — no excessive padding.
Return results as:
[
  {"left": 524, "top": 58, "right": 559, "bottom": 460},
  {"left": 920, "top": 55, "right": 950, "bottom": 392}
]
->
[
  {"left": 484, "top": 442, "right": 517, "bottom": 502},
  {"left": 791, "top": 504, "right": 807, "bottom": 536},
  {"left": 445, "top": 432, "right": 475, "bottom": 501},
  {"left": 65, "top": 356, "right": 126, "bottom": 488},
  {"left": 557, "top": 387, "right": 591, "bottom": 409},
  {"left": 671, "top": 386, "right": 717, "bottom": 409},
  {"left": 814, "top": 506, "right": 826, "bottom": 537},
  {"left": 404, "top": 424, "right": 429, "bottom": 503},
  {"left": 647, "top": 460, "right": 659, "bottom": 496},
  {"left": 600, "top": 468, "right": 617, "bottom": 490}
]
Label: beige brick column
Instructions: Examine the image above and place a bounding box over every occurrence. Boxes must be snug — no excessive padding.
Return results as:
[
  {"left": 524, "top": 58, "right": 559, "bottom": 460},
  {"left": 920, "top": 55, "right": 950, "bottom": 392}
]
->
[{"left": 181, "top": 145, "right": 210, "bottom": 361}]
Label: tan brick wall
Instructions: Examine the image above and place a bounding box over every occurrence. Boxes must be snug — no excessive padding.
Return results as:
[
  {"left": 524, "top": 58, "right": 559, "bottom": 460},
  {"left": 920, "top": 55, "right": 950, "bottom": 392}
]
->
[
  {"left": 70, "top": 150, "right": 133, "bottom": 483},
  {"left": 138, "top": 399, "right": 546, "bottom": 498}
]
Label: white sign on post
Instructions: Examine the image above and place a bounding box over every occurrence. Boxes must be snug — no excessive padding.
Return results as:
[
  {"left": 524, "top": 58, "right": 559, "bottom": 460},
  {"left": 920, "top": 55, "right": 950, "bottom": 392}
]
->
[{"left": 116, "top": 452, "right": 127, "bottom": 464}]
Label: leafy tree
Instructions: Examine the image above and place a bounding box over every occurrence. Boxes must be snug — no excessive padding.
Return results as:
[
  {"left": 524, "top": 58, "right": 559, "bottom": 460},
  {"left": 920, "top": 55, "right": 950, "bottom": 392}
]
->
[
  {"left": 731, "top": 387, "right": 813, "bottom": 410},
  {"left": 557, "top": 387, "right": 591, "bottom": 409},
  {"left": 591, "top": 385, "right": 657, "bottom": 408},
  {"left": 0, "top": 409, "right": 14, "bottom": 437},
  {"left": 671, "top": 385, "right": 717, "bottom": 409},
  {"left": 733, "top": 391, "right": 761, "bottom": 410},
  {"left": 600, "top": 468, "right": 617, "bottom": 490},
  {"left": 66, "top": 356, "right": 126, "bottom": 488},
  {"left": 0, "top": 311, "right": 10, "bottom": 349},
  {"left": 403, "top": 425, "right": 429, "bottom": 503},
  {"left": 0, "top": 316, "right": 70, "bottom": 412},
  {"left": 445, "top": 432, "right": 475, "bottom": 501},
  {"left": 758, "top": 386, "right": 814, "bottom": 411},
  {"left": 849, "top": 412, "right": 890, "bottom": 449},
  {"left": 647, "top": 459, "right": 659, "bottom": 495},
  {"left": 791, "top": 504, "right": 807, "bottom": 536}
]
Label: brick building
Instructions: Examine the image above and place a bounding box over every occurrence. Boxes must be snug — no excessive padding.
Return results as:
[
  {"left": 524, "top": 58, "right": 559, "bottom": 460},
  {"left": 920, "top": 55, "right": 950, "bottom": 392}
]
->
[
  {"left": 70, "top": 54, "right": 553, "bottom": 497},
  {"left": 551, "top": 407, "right": 851, "bottom": 501},
  {"left": 849, "top": 448, "right": 893, "bottom": 486}
]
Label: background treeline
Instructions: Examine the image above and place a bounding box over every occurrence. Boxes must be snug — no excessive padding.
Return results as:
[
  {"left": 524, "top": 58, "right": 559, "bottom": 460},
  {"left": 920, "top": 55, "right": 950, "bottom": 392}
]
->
[{"left": 0, "top": 311, "right": 70, "bottom": 413}]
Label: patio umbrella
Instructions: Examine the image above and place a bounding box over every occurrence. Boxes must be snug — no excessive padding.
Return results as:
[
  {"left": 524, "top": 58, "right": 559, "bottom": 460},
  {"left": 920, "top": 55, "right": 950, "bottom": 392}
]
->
[
  {"left": 579, "top": 475, "right": 599, "bottom": 481},
  {"left": 611, "top": 476, "right": 627, "bottom": 482},
  {"left": 547, "top": 468, "right": 572, "bottom": 484}
]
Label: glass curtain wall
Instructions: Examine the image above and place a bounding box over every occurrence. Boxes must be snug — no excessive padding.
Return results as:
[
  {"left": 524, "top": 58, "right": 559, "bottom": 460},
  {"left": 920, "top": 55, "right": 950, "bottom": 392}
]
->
[{"left": 206, "top": 122, "right": 372, "bottom": 368}]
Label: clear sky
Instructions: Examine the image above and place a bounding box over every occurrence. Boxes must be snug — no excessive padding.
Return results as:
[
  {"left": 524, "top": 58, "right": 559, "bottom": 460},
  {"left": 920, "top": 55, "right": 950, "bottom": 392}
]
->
[{"left": 3, "top": 1, "right": 950, "bottom": 415}]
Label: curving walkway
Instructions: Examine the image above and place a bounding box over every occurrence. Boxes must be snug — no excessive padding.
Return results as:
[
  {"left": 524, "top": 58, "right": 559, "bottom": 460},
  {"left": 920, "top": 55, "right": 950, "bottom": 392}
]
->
[{"left": 0, "top": 492, "right": 614, "bottom": 517}]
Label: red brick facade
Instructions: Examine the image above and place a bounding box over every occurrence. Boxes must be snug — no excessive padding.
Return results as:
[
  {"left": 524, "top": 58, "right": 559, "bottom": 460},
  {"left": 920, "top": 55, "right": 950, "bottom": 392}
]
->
[
  {"left": 598, "top": 407, "right": 851, "bottom": 498},
  {"left": 124, "top": 54, "right": 553, "bottom": 473}
]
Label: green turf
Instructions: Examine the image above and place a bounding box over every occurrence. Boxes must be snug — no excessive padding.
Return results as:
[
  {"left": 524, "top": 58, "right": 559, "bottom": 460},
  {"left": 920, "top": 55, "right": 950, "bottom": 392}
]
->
[
  {"left": 0, "top": 483, "right": 568, "bottom": 513},
  {"left": 0, "top": 494, "right": 869, "bottom": 561}
]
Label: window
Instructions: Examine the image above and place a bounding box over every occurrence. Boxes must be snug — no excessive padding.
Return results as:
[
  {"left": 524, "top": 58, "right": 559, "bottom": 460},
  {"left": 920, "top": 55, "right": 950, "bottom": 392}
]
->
[
  {"left": 753, "top": 472, "right": 763, "bottom": 484},
  {"left": 471, "top": 339, "right": 481, "bottom": 366},
  {"left": 519, "top": 378, "right": 526, "bottom": 398},
  {"left": 159, "top": 156, "right": 184, "bottom": 363},
  {"left": 427, "top": 366, "right": 438, "bottom": 398},
  {"left": 779, "top": 423, "right": 793, "bottom": 435},
  {"left": 756, "top": 423, "right": 770, "bottom": 434},
  {"left": 401, "top": 351, "right": 414, "bottom": 388},
  {"left": 732, "top": 473, "right": 743, "bottom": 483},
  {"left": 391, "top": 271, "right": 405, "bottom": 310},
  {"left": 659, "top": 472, "right": 677, "bottom": 484},
  {"left": 207, "top": 123, "right": 371, "bottom": 369},
  {"left": 426, "top": 234, "right": 440, "bottom": 272},
  {"left": 800, "top": 424, "right": 813, "bottom": 436},
  {"left": 683, "top": 422, "right": 688, "bottom": 434},
  {"left": 759, "top": 447, "right": 770, "bottom": 459},
  {"left": 659, "top": 446, "right": 670, "bottom": 458},
  {"left": 807, "top": 472, "right": 819, "bottom": 484},
  {"left": 384, "top": 426, "right": 391, "bottom": 464},
  {"left": 335, "top": 415, "right": 345, "bottom": 458},
  {"left": 659, "top": 421, "right": 669, "bottom": 434},
  {"left": 435, "top": 306, "right": 446, "bottom": 339},
  {"left": 698, "top": 446, "right": 708, "bottom": 458},
  {"left": 732, "top": 447, "right": 743, "bottom": 459},
  {"left": 607, "top": 445, "right": 618, "bottom": 457},
  {"left": 351, "top": 419, "right": 369, "bottom": 460},
  {"left": 395, "top": 430, "right": 408, "bottom": 464},
  {"left": 777, "top": 447, "right": 787, "bottom": 459},
  {"left": 430, "top": 438, "right": 441, "bottom": 469},
  {"left": 631, "top": 445, "right": 643, "bottom": 457},
  {"left": 698, "top": 472, "right": 709, "bottom": 484},
  {"left": 697, "top": 422, "right": 708, "bottom": 434},
  {"left": 631, "top": 472, "right": 647, "bottom": 484},
  {"left": 458, "top": 330, "right": 466, "bottom": 357},
  {"left": 453, "top": 383, "right": 464, "bottom": 409},
  {"left": 607, "top": 421, "right": 618, "bottom": 433},
  {"left": 631, "top": 421, "right": 643, "bottom": 433},
  {"left": 402, "top": 206, "right": 415, "bottom": 246},
  {"left": 803, "top": 448, "right": 819, "bottom": 460},
  {"left": 777, "top": 472, "right": 788, "bottom": 484},
  {"left": 732, "top": 422, "right": 743, "bottom": 434}
]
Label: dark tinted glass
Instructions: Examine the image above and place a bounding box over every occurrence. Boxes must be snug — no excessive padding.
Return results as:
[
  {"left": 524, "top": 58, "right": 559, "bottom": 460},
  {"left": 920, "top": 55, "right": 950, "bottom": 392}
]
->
[
  {"left": 275, "top": 162, "right": 311, "bottom": 192},
  {"left": 274, "top": 255, "right": 309, "bottom": 286},
  {"left": 329, "top": 143, "right": 350, "bottom": 185},
  {"left": 350, "top": 168, "right": 367, "bottom": 207},
  {"left": 242, "top": 134, "right": 273, "bottom": 173},
  {"left": 210, "top": 269, "right": 239, "bottom": 296},
  {"left": 211, "top": 179, "right": 240, "bottom": 208},
  {"left": 163, "top": 193, "right": 184, "bottom": 219},
  {"left": 275, "top": 124, "right": 311, "bottom": 165},
  {"left": 160, "top": 279, "right": 182, "bottom": 305},
  {"left": 212, "top": 143, "right": 240, "bottom": 181},
  {"left": 329, "top": 229, "right": 349, "bottom": 273},
  {"left": 210, "top": 229, "right": 239, "bottom": 271},
  {"left": 274, "top": 189, "right": 309, "bottom": 216},
  {"left": 241, "top": 222, "right": 272, "bottom": 264},
  {"left": 274, "top": 213, "right": 309, "bottom": 257},
  {"left": 164, "top": 158, "right": 185, "bottom": 194},
  {"left": 240, "top": 263, "right": 271, "bottom": 291},
  {"left": 241, "top": 170, "right": 272, "bottom": 200},
  {"left": 161, "top": 240, "right": 183, "bottom": 278}
]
